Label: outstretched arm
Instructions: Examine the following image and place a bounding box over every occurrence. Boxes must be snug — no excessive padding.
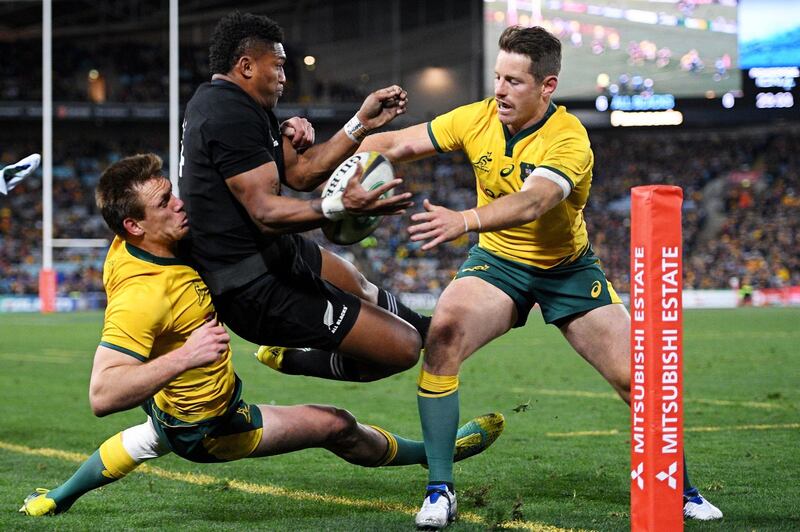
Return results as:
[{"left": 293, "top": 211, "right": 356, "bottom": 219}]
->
[
  {"left": 89, "top": 318, "right": 230, "bottom": 417},
  {"left": 360, "top": 123, "right": 438, "bottom": 164},
  {"left": 226, "top": 161, "right": 412, "bottom": 235},
  {"left": 282, "top": 85, "right": 409, "bottom": 191},
  {"left": 408, "top": 176, "right": 564, "bottom": 250}
]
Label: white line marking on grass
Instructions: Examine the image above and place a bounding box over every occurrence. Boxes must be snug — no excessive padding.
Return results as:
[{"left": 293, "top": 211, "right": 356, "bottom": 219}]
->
[
  {"left": 512, "top": 388, "right": 789, "bottom": 410},
  {"left": 0, "top": 353, "right": 77, "bottom": 364},
  {"left": 0, "top": 348, "right": 84, "bottom": 363},
  {"left": 546, "top": 423, "right": 800, "bottom": 438},
  {"left": 0, "top": 440, "right": 584, "bottom": 532}
]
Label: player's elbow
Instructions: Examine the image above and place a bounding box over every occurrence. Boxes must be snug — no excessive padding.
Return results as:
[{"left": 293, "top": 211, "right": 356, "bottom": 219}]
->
[
  {"left": 89, "top": 384, "right": 120, "bottom": 417},
  {"left": 247, "top": 204, "right": 286, "bottom": 235},
  {"left": 518, "top": 191, "right": 560, "bottom": 225},
  {"left": 283, "top": 172, "right": 320, "bottom": 192},
  {"left": 89, "top": 394, "right": 113, "bottom": 417}
]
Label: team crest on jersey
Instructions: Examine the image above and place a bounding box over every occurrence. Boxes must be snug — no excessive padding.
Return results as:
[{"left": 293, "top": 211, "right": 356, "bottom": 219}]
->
[
  {"left": 236, "top": 405, "right": 251, "bottom": 424},
  {"left": 471, "top": 152, "right": 493, "bottom": 174},
  {"left": 194, "top": 282, "right": 209, "bottom": 305},
  {"left": 520, "top": 162, "right": 536, "bottom": 179}
]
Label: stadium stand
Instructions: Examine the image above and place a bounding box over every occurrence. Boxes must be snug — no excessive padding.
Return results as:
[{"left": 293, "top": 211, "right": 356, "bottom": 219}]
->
[{"left": 2, "top": 125, "right": 798, "bottom": 299}]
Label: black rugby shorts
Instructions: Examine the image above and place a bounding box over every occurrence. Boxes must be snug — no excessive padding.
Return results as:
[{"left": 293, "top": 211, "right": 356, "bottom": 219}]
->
[{"left": 214, "top": 234, "right": 361, "bottom": 350}]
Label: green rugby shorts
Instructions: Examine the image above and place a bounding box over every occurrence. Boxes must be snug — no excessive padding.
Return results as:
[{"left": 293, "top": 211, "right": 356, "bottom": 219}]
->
[{"left": 454, "top": 245, "right": 621, "bottom": 327}]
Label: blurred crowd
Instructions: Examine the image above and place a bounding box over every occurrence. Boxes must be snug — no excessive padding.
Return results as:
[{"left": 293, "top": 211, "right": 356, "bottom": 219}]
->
[
  {"left": 0, "top": 139, "right": 165, "bottom": 295},
  {"left": 0, "top": 41, "right": 363, "bottom": 104},
  {"left": 1, "top": 126, "right": 798, "bottom": 299}
]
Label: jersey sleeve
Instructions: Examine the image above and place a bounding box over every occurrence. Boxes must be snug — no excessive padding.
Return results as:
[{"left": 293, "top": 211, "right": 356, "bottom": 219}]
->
[
  {"left": 427, "top": 100, "right": 487, "bottom": 153},
  {"left": 530, "top": 126, "right": 593, "bottom": 200},
  {"left": 100, "top": 280, "right": 171, "bottom": 361},
  {"left": 204, "top": 103, "right": 275, "bottom": 179}
]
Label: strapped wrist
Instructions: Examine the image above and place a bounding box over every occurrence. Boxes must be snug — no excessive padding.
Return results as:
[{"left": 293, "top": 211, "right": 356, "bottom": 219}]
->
[
  {"left": 321, "top": 195, "right": 347, "bottom": 220},
  {"left": 343, "top": 115, "right": 369, "bottom": 143}
]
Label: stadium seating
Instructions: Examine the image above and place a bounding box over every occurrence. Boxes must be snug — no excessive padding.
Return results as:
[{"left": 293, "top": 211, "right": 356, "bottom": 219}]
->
[{"left": 1, "top": 127, "right": 798, "bottom": 298}]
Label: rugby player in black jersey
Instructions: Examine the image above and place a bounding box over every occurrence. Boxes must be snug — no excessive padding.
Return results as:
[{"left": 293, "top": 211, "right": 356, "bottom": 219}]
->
[{"left": 180, "top": 11, "right": 428, "bottom": 383}]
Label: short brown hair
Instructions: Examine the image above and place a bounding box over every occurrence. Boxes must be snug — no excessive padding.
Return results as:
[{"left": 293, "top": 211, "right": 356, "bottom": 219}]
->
[
  {"left": 96, "top": 153, "right": 163, "bottom": 237},
  {"left": 498, "top": 26, "right": 561, "bottom": 82}
]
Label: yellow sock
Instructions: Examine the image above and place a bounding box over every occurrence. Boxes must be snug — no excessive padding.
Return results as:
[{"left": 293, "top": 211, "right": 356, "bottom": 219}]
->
[
  {"left": 368, "top": 425, "right": 398, "bottom": 466},
  {"left": 98, "top": 432, "right": 138, "bottom": 479},
  {"left": 417, "top": 368, "right": 459, "bottom": 398}
]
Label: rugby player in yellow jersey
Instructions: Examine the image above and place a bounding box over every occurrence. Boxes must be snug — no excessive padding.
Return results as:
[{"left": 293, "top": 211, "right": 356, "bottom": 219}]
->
[
  {"left": 19, "top": 153, "right": 504, "bottom": 517},
  {"left": 362, "top": 25, "right": 722, "bottom": 528}
]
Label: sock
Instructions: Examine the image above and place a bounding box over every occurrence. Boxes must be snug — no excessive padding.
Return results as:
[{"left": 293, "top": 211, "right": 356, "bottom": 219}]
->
[
  {"left": 368, "top": 425, "right": 428, "bottom": 466},
  {"left": 378, "top": 288, "right": 431, "bottom": 342},
  {"left": 280, "top": 349, "right": 363, "bottom": 381},
  {"left": 417, "top": 368, "right": 460, "bottom": 485},
  {"left": 47, "top": 432, "right": 138, "bottom": 512}
]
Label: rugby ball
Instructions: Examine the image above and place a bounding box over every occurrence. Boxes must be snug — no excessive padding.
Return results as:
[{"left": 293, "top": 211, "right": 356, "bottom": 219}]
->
[{"left": 321, "top": 151, "right": 394, "bottom": 245}]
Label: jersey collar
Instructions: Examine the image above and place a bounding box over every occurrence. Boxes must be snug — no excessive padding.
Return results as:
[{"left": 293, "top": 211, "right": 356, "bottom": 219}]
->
[
  {"left": 501, "top": 101, "right": 557, "bottom": 157},
  {"left": 125, "top": 242, "right": 186, "bottom": 266}
]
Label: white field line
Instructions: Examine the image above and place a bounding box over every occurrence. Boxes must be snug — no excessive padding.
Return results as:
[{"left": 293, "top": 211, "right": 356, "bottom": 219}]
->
[
  {"left": 0, "top": 440, "right": 586, "bottom": 532},
  {"left": 546, "top": 423, "right": 800, "bottom": 438},
  {"left": 511, "top": 388, "right": 789, "bottom": 410}
]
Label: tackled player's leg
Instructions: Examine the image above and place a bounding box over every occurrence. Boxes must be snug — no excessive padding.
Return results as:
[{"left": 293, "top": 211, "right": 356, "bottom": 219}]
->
[
  {"left": 249, "top": 404, "right": 505, "bottom": 468},
  {"left": 20, "top": 418, "right": 170, "bottom": 516}
]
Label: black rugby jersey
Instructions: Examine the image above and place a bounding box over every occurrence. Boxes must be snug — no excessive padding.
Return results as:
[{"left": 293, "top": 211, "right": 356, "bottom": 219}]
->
[{"left": 179, "top": 79, "right": 285, "bottom": 275}]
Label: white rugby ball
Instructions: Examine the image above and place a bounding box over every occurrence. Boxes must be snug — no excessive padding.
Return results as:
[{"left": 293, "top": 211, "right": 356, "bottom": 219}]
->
[{"left": 321, "top": 151, "right": 394, "bottom": 245}]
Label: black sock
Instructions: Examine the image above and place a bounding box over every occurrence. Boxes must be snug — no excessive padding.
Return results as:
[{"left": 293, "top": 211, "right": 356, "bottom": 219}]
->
[
  {"left": 683, "top": 451, "right": 694, "bottom": 494},
  {"left": 279, "top": 349, "right": 362, "bottom": 381},
  {"left": 279, "top": 348, "right": 401, "bottom": 382},
  {"left": 377, "top": 288, "right": 431, "bottom": 342}
]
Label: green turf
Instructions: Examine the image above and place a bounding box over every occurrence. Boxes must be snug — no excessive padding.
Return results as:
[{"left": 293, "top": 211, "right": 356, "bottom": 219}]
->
[{"left": 1, "top": 308, "right": 798, "bottom": 530}]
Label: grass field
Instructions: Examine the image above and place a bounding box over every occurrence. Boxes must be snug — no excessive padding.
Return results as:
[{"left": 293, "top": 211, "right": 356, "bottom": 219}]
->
[{"left": 1, "top": 308, "right": 798, "bottom": 531}]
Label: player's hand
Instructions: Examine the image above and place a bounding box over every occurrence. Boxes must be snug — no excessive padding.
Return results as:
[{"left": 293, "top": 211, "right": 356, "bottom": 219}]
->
[
  {"left": 408, "top": 199, "right": 466, "bottom": 250},
  {"left": 181, "top": 317, "right": 230, "bottom": 369},
  {"left": 341, "top": 164, "right": 413, "bottom": 216},
  {"left": 280, "top": 116, "right": 315, "bottom": 151},
  {"left": 356, "top": 85, "right": 408, "bottom": 130}
]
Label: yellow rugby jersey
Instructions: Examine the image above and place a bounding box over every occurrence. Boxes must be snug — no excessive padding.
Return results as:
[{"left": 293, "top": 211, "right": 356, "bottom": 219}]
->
[
  {"left": 428, "top": 98, "right": 593, "bottom": 268},
  {"left": 100, "top": 236, "right": 235, "bottom": 423}
]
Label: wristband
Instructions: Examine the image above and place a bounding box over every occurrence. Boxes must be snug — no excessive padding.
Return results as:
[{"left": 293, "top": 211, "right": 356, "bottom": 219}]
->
[
  {"left": 460, "top": 211, "right": 469, "bottom": 233},
  {"left": 321, "top": 195, "right": 347, "bottom": 221},
  {"left": 343, "top": 115, "right": 369, "bottom": 143},
  {"left": 470, "top": 209, "right": 482, "bottom": 232}
]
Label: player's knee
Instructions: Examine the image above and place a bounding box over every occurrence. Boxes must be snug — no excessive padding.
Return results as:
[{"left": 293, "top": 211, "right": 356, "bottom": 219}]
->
[
  {"left": 323, "top": 407, "right": 359, "bottom": 445},
  {"left": 426, "top": 313, "right": 465, "bottom": 353},
  {"left": 121, "top": 419, "right": 169, "bottom": 462},
  {"left": 382, "top": 318, "right": 422, "bottom": 370}
]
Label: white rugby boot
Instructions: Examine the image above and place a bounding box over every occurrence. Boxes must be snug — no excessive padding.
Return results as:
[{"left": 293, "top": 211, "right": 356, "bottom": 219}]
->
[
  {"left": 683, "top": 488, "right": 723, "bottom": 520},
  {"left": 415, "top": 483, "right": 457, "bottom": 530}
]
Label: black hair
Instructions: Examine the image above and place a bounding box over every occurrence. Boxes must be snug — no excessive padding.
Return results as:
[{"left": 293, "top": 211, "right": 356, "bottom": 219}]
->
[{"left": 208, "top": 11, "right": 284, "bottom": 75}]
